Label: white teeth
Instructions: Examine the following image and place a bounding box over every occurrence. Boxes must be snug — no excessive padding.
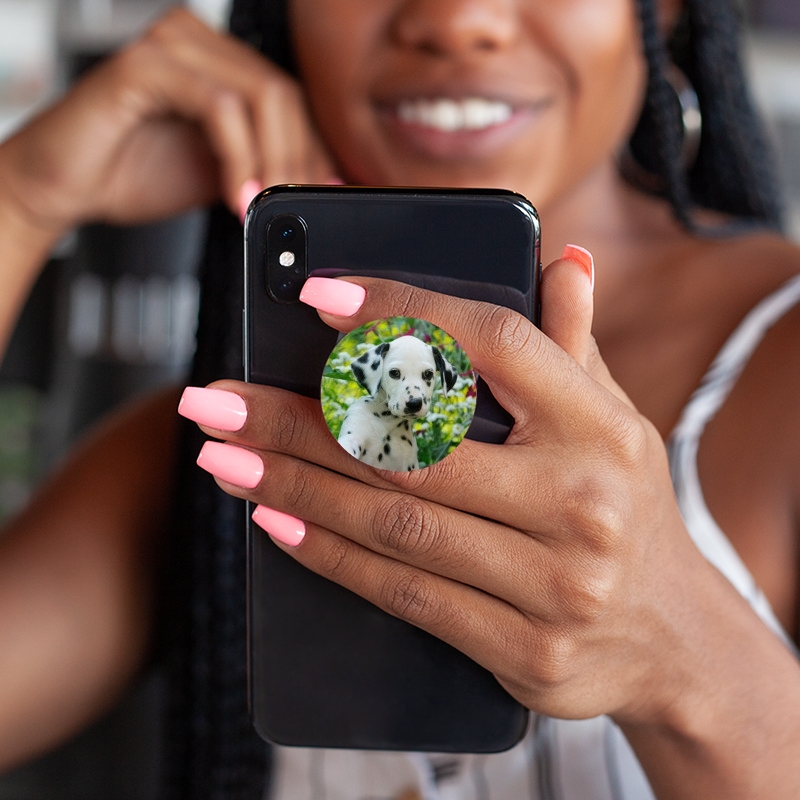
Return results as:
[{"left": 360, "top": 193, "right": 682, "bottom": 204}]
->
[{"left": 397, "top": 97, "right": 513, "bottom": 132}]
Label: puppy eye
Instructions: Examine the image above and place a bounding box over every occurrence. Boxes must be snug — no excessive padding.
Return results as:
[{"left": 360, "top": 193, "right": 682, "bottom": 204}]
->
[
  {"left": 422, "top": 369, "right": 434, "bottom": 381},
  {"left": 388, "top": 369, "right": 401, "bottom": 379}
]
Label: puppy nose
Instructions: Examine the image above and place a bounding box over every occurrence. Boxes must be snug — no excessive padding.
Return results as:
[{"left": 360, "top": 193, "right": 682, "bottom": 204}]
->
[{"left": 405, "top": 398, "right": 423, "bottom": 414}]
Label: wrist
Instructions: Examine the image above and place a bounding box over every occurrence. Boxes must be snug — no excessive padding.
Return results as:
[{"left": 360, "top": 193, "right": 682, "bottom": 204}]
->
[
  {"left": 614, "top": 557, "right": 800, "bottom": 797},
  {"left": 0, "top": 174, "right": 67, "bottom": 352}
]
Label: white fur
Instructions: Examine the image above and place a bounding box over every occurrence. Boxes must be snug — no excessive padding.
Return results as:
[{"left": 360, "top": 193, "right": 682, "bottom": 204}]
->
[{"left": 337, "top": 335, "right": 457, "bottom": 471}]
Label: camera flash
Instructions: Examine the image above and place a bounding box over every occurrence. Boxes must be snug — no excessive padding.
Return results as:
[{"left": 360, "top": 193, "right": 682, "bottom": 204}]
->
[{"left": 279, "top": 251, "right": 296, "bottom": 267}]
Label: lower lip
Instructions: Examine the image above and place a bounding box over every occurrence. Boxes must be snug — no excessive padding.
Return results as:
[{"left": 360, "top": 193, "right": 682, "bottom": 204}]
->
[{"left": 378, "top": 105, "right": 542, "bottom": 161}]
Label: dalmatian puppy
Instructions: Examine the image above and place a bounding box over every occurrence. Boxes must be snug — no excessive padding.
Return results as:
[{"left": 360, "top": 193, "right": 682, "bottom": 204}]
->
[{"left": 337, "top": 335, "right": 459, "bottom": 470}]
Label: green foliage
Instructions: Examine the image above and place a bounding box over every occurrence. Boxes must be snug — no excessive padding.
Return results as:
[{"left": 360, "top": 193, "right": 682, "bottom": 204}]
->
[{"left": 321, "top": 317, "right": 476, "bottom": 468}]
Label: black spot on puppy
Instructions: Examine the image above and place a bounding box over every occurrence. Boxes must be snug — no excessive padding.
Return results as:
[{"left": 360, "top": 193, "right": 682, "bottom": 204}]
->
[
  {"left": 371, "top": 360, "right": 381, "bottom": 370},
  {"left": 384, "top": 444, "right": 391, "bottom": 455}
]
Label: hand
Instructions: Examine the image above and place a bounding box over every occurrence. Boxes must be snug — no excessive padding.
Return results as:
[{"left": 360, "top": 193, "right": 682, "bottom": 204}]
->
[
  {"left": 0, "top": 8, "right": 336, "bottom": 235},
  {"left": 183, "top": 253, "right": 719, "bottom": 732}
]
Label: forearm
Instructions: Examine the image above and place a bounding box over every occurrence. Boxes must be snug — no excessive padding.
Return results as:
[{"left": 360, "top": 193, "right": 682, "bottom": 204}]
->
[
  {"left": 0, "top": 165, "right": 65, "bottom": 356},
  {"left": 0, "top": 388, "right": 179, "bottom": 771},
  {"left": 618, "top": 559, "right": 800, "bottom": 799}
]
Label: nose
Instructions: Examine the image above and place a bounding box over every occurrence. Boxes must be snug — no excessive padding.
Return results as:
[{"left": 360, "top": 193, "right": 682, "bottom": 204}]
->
[
  {"left": 405, "top": 397, "right": 424, "bottom": 414},
  {"left": 391, "top": 0, "right": 518, "bottom": 57}
]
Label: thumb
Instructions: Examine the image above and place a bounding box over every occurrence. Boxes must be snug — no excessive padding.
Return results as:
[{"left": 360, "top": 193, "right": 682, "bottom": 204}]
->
[
  {"left": 542, "top": 245, "right": 635, "bottom": 408},
  {"left": 540, "top": 244, "right": 595, "bottom": 367}
]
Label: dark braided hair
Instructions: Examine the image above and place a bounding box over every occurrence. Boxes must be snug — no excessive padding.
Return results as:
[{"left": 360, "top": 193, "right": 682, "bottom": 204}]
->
[
  {"left": 631, "top": 0, "right": 783, "bottom": 229},
  {"left": 161, "top": 2, "right": 783, "bottom": 798}
]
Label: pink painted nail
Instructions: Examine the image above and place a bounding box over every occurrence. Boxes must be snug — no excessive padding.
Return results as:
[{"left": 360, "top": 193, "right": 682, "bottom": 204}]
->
[
  {"left": 178, "top": 387, "right": 247, "bottom": 431},
  {"left": 252, "top": 505, "right": 306, "bottom": 547},
  {"left": 299, "top": 277, "right": 366, "bottom": 317},
  {"left": 561, "top": 244, "right": 595, "bottom": 293},
  {"left": 196, "top": 441, "right": 263, "bottom": 488},
  {"left": 238, "top": 178, "right": 262, "bottom": 223}
]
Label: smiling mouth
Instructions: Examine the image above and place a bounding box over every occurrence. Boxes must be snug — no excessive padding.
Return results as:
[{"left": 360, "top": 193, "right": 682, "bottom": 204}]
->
[{"left": 396, "top": 97, "right": 513, "bottom": 132}]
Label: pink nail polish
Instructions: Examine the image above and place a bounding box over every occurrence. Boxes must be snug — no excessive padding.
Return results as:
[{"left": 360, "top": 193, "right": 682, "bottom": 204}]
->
[
  {"left": 196, "top": 441, "right": 263, "bottom": 488},
  {"left": 298, "top": 277, "right": 365, "bottom": 317},
  {"left": 252, "top": 505, "right": 306, "bottom": 547},
  {"left": 179, "top": 387, "right": 247, "bottom": 431},
  {"left": 561, "top": 244, "right": 595, "bottom": 293},
  {"left": 238, "top": 179, "right": 262, "bottom": 223}
]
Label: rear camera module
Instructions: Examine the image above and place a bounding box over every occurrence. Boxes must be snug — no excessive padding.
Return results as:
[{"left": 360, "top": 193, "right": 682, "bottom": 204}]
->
[{"left": 266, "top": 214, "right": 307, "bottom": 303}]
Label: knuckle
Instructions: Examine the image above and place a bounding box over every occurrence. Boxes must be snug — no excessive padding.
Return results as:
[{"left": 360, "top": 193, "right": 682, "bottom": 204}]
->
[
  {"left": 382, "top": 569, "right": 443, "bottom": 627},
  {"left": 531, "top": 629, "right": 576, "bottom": 688},
  {"left": 386, "top": 281, "right": 419, "bottom": 320},
  {"left": 560, "top": 557, "right": 619, "bottom": 623},
  {"left": 479, "top": 305, "right": 539, "bottom": 363},
  {"left": 373, "top": 494, "right": 438, "bottom": 558},
  {"left": 562, "top": 476, "right": 628, "bottom": 552},
  {"left": 148, "top": 6, "right": 196, "bottom": 39},
  {"left": 602, "top": 404, "right": 650, "bottom": 472},
  {"left": 281, "top": 460, "right": 316, "bottom": 514},
  {"left": 269, "top": 401, "right": 306, "bottom": 452},
  {"left": 316, "top": 535, "right": 352, "bottom": 582}
]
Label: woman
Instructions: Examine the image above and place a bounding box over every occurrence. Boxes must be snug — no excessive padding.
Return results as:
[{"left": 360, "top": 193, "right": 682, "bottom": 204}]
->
[{"left": 0, "top": 0, "right": 798, "bottom": 797}]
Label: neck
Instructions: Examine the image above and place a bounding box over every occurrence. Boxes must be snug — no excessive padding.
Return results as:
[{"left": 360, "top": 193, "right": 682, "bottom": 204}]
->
[{"left": 542, "top": 160, "right": 681, "bottom": 257}]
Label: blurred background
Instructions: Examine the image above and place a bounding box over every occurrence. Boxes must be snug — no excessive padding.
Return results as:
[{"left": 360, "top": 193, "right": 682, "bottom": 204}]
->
[{"left": 0, "top": 0, "right": 797, "bottom": 796}]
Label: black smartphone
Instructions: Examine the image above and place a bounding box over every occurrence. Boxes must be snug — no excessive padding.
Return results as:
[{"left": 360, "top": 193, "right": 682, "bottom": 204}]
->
[{"left": 244, "top": 185, "right": 540, "bottom": 753}]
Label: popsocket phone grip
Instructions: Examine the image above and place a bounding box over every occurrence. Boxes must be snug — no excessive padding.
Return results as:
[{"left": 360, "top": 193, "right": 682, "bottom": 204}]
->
[{"left": 321, "top": 316, "right": 476, "bottom": 471}]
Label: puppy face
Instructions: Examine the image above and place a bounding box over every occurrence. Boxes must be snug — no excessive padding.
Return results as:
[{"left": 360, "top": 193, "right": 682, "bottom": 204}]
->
[{"left": 351, "top": 335, "right": 457, "bottom": 418}]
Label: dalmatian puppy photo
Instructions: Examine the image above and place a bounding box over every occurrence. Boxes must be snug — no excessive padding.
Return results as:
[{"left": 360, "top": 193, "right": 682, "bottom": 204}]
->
[{"left": 335, "top": 334, "right": 460, "bottom": 471}]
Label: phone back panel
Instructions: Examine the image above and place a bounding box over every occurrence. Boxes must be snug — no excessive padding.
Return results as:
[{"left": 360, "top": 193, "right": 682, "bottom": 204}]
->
[{"left": 245, "top": 187, "right": 539, "bottom": 752}]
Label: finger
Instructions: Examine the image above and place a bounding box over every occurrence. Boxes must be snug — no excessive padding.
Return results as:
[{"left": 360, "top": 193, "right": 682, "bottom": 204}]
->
[
  {"left": 300, "top": 275, "right": 608, "bottom": 431},
  {"left": 147, "top": 9, "right": 336, "bottom": 187},
  {"left": 208, "top": 443, "right": 564, "bottom": 616},
  {"left": 267, "top": 520, "right": 537, "bottom": 693},
  {"left": 539, "top": 247, "right": 634, "bottom": 407},
  {"left": 540, "top": 246, "right": 594, "bottom": 367},
  {"left": 181, "top": 381, "right": 629, "bottom": 545}
]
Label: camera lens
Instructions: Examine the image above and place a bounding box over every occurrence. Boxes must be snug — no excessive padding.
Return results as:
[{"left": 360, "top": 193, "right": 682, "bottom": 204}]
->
[{"left": 267, "top": 214, "right": 307, "bottom": 303}]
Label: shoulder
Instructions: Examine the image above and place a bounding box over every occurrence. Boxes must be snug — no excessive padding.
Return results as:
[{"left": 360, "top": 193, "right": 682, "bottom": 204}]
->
[{"left": 693, "top": 231, "right": 800, "bottom": 630}]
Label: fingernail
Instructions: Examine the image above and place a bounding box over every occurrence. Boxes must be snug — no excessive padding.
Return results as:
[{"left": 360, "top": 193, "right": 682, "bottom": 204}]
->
[
  {"left": 561, "top": 244, "right": 595, "bottom": 293},
  {"left": 325, "top": 176, "right": 345, "bottom": 185},
  {"left": 238, "top": 178, "right": 262, "bottom": 223},
  {"left": 299, "top": 277, "right": 366, "bottom": 317},
  {"left": 196, "top": 441, "right": 263, "bottom": 488},
  {"left": 178, "top": 387, "right": 247, "bottom": 431},
  {"left": 252, "top": 505, "right": 306, "bottom": 547}
]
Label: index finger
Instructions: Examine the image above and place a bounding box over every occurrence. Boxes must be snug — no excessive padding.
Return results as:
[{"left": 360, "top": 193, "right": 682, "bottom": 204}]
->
[{"left": 300, "top": 275, "right": 599, "bottom": 429}]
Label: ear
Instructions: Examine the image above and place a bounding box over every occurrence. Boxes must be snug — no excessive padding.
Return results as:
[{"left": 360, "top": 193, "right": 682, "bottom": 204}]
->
[
  {"left": 351, "top": 342, "right": 390, "bottom": 395},
  {"left": 432, "top": 346, "right": 458, "bottom": 395}
]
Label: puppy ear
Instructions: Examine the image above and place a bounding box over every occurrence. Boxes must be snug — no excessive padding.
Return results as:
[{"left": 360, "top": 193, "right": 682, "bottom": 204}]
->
[
  {"left": 351, "top": 342, "right": 390, "bottom": 395},
  {"left": 432, "top": 346, "right": 458, "bottom": 394}
]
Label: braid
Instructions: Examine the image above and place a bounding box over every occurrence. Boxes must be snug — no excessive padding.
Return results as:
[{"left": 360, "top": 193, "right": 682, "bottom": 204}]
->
[
  {"left": 681, "top": 0, "right": 783, "bottom": 225},
  {"left": 630, "top": 0, "right": 695, "bottom": 227},
  {"left": 632, "top": 0, "right": 783, "bottom": 229},
  {"left": 229, "top": 0, "right": 295, "bottom": 73}
]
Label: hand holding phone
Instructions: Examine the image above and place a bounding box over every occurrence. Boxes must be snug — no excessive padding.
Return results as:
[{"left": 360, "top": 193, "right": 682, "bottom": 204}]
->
[{"left": 244, "top": 186, "right": 540, "bottom": 751}]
